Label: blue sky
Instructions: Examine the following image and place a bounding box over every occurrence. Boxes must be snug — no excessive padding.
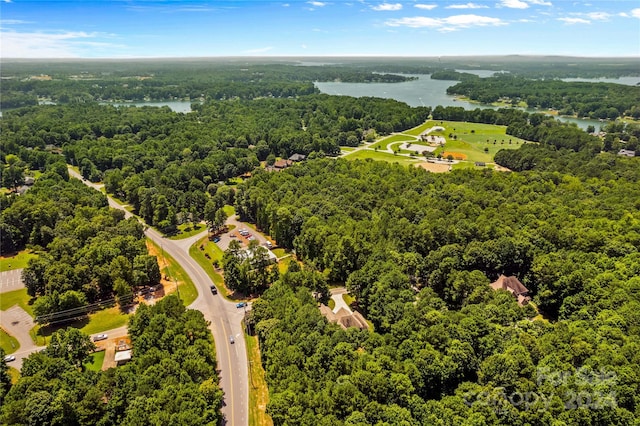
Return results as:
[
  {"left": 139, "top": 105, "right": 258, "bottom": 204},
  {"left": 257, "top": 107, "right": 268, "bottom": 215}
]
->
[{"left": 1, "top": 0, "right": 639, "bottom": 58}]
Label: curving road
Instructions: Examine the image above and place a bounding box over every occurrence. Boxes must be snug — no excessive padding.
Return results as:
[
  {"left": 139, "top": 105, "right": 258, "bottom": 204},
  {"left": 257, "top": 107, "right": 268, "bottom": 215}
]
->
[{"left": 68, "top": 168, "right": 248, "bottom": 426}]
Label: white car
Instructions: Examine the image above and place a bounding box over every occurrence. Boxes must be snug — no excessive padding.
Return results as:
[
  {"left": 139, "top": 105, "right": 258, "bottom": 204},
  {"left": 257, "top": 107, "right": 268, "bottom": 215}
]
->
[
  {"left": 93, "top": 334, "right": 108, "bottom": 342},
  {"left": 4, "top": 355, "right": 16, "bottom": 362}
]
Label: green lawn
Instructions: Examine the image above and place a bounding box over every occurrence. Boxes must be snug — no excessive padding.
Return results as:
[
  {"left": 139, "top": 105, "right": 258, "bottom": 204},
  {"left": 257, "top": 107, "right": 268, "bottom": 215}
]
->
[
  {"left": 223, "top": 205, "right": 236, "bottom": 217},
  {"left": 0, "top": 250, "right": 38, "bottom": 272},
  {"left": 33, "top": 306, "right": 130, "bottom": 346},
  {"left": 190, "top": 237, "right": 227, "bottom": 297},
  {"left": 0, "top": 328, "right": 19, "bottom": 354},
  {"left": 328, "top": 299, "right": 335, "bottom": 310},
  {"left": 271, "top": 248, "right": 288, "bottom": 258},
  {"left": 79, "top": 307, "right": 130, "bottom": 335},
  {"left": 0, "top": 288, "right": 34, "bottom": 317},
  {"left": 342, "top": 294, "right": 356, "bottom": 308},
  {"left": 370, "top": 134, "right": 417, "bottom": 150},
  {"left": 403, "top": 120, "right": 439, "bottom": 137},
  {"left": 343, "top": 149, "right": 421, "bottom": 166},
  {"left": 340, "top": 147, "right": 357, "bottom": 153},
  {"left": 168, "top": 222, "right": 207, "bottom": 240},
  {"left": 85, "top": 350, "right": 106, "bottom": 372}
]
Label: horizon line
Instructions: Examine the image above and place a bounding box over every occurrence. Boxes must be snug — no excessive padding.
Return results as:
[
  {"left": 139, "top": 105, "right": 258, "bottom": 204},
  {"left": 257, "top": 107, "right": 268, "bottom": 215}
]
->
[{"left": 3, "top": 54, "right": 640, "bottom": 61}]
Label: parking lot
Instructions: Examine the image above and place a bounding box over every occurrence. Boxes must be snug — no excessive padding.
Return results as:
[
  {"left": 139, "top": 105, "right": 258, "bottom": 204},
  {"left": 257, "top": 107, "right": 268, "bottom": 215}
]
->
[{"left": 0, "top": 269, "right": 25, "bottom": 293}]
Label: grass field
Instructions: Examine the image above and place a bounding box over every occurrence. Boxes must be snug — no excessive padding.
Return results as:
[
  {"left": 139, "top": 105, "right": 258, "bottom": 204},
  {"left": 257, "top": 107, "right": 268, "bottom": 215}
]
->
[
  {"left": 148, "top": 239, "right": 199, "bottom": 305},
  {"left": 34, "top": 306, "right": 131, "bottom": 345},
  {"left": 0, "top": 327, "right": 19, "bottom": 354},
  {"left": 168, "top": 222, "right": 207, "bottom": 240},
  {"left": 85, "top": 350, "right": 106, "bottom": 372},
  {"left": 80, "top": 308, "right": 130, "bottom": 335},
  {"left": 0, "top": 288, "right": 34, "bottom": 317},
  {"left": 0, "top": 250, "right": 37, "bottom": 272},
  {"left": 374, "top": 119, "right": 528, "bottom": 165},
  {"left": 343, "top": 149, "right": 421, "bottom": 166},
  {"left": 246, "top": 332, "right": 273, "bottom": 426}
]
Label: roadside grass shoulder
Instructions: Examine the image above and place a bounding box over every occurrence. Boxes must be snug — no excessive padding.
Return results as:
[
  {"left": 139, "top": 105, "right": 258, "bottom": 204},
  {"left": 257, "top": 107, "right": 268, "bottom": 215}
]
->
[
  {"left": 148, "top": 239, "right": 199, "bottom": 306},
  {"left": 0, "top": 250, "right": 38, "bottom": 271},
  {"left": 190, "top": 237, "right": 227, "bottom": 297},
  {"left": 0, "top": 327, "right": 20, "bottom": 354},
  {"left": 246, "top": 331, "right": 273, "bottom": 426}
]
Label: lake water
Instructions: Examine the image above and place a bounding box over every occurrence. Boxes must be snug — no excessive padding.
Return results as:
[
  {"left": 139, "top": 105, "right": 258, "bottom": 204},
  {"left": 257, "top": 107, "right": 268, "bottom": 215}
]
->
[
  {"left": 102, "top": 100, "right": 195, "bottom": 113},
  {"left": 315, "top": 74, "right": 608, "bottom": 131},
  {"left": 561, "top": 76, "right": 640, "bottom": 86}
]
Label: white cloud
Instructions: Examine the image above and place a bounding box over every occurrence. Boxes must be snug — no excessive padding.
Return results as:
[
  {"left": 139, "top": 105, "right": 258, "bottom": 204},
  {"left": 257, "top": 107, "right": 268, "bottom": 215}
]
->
[
  {"left": 244, "top": 46, "right": 274, "bottom": 54},
  {"left": 372, "top": 3, "right": 403, "bottom": 11},
  {"left": 631, "top": 8, "right": 640, "bottom": 18},
  {"left": 558, "top": 17, "right": 590, "bottom": 24},
  {"left": 528, "top": 0, "right": 552, "bottom": 5},
  {"left": 0, "top": 30, "right": 125, "bottom": 58},
  {"left": 0, "top": 19, "right": 32, "bottom": 25},
  {"left": 307, "top": 1, "right": 326, "bottom": 6},
  {"left": 414, "top": 4, "right": 437, "bottom": 10},
  {"left": 446, "top": 3, "right": 488, "bottom": 9},
  {"left": 585, "top": 12, "right": 610, "bottom": 20},
  {"left": 499, "top": 0, "right": 529, "bottom": 9},
  {"left": 386, "top": 14, "right": 506, "bottom": 31}
]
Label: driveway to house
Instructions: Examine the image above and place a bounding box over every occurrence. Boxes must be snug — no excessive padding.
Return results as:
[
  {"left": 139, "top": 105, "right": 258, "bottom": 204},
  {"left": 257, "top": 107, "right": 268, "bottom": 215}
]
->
[
  {"left": 330, "top": 287, "right": 353, "bottom": 314},
  {"left": 68, "top": 167, "right": 249, "bottom": 426}
]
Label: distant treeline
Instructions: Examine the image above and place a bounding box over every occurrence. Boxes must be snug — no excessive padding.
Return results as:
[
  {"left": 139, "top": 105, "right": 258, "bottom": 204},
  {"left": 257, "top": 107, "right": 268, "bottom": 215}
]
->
[
  {"left": 447, "top": 74, "right": 640, "bottom": 119},
  {"left": 0, "top": 63, "right": 416, "bottom": 106}
]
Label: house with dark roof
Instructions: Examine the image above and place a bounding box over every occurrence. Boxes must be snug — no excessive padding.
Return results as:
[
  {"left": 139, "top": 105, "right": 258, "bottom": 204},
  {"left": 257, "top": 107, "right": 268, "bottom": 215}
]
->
[{"left": 490, "top": 275, "right": 531, "bottom": 306}]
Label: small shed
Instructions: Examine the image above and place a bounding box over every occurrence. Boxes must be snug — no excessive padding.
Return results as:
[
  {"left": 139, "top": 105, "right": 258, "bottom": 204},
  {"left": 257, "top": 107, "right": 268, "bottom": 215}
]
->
[{"left": 114, "top": 349, "right": 132, "bottom": 365}]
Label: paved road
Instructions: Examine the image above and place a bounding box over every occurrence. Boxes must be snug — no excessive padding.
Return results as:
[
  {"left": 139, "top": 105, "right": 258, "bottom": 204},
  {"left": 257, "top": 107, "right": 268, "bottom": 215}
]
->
[{"left": 68, "top": 168, "right": 248, "bottom": 426}]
